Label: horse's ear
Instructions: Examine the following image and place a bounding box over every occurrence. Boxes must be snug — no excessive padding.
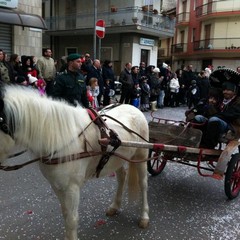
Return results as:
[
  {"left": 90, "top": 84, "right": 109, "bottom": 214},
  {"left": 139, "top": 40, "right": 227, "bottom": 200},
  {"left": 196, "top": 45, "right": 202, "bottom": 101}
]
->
[{"left": 0, "top": 98, "right": 4, "bottom": 111}]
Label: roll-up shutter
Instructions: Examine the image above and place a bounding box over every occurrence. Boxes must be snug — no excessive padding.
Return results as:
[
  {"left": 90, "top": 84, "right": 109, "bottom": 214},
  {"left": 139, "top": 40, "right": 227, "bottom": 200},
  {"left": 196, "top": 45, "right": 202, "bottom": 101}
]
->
[{"left": 0, "top": 23, "right": 12, "bottom": 55}]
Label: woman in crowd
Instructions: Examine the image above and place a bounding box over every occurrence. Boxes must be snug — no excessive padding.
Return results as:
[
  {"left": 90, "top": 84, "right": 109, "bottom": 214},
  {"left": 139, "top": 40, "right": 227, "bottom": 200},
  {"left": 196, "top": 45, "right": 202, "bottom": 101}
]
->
[{"left": 0, "top": 49, "right": 15, "bottom": 83}]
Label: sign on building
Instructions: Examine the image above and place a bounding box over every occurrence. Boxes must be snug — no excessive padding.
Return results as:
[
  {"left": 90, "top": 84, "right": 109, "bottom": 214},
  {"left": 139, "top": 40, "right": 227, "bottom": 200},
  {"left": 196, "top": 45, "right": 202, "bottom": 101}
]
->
[
  {"left": 140, "top": 38, "right": 155, "bottom": 46},
  {"left": 0, "top": 0, "right": 18, "bottom": 8}
]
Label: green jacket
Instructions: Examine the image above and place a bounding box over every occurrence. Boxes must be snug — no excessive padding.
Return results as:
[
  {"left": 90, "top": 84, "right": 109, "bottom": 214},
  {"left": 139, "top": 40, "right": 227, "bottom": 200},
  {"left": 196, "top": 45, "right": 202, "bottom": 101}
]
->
[{"left": 52, "top": 70, "right": 89, "bottom": 108}]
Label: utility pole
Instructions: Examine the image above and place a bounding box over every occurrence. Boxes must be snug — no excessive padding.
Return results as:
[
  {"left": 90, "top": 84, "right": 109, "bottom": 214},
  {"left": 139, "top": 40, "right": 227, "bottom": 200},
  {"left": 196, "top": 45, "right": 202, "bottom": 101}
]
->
[{"left": 93, "top": 0, "right": 97, "bottom": 59}]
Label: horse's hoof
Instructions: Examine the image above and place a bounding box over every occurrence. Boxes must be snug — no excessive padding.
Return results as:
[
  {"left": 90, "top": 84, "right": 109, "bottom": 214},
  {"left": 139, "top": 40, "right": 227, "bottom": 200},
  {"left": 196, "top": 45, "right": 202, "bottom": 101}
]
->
[
  {"left": 106, "top": 207, "right": 118, "bottom": 216},
  {"left": 138, "top": 219, "right": 149, "bottom": 229}
]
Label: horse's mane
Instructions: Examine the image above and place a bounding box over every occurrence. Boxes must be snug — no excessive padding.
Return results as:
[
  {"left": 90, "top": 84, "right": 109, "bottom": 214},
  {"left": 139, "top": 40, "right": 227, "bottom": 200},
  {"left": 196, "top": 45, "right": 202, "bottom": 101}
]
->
[{"left": 3, "top": 85, "right": 90, "bottom": 157}]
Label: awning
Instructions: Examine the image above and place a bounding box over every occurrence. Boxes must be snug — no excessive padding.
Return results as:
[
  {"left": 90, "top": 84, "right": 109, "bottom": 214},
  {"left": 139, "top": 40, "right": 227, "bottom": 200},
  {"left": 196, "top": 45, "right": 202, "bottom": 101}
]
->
[{"left": 0, "top": 7, "right": 47, "bottom": 30}]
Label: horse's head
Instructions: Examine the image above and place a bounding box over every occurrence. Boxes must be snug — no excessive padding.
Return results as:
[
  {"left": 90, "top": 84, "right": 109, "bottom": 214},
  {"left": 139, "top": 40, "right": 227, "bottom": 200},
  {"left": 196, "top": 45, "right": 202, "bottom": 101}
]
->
[{"left": 0, "top": 98, "right": 15, "bottom": 162}]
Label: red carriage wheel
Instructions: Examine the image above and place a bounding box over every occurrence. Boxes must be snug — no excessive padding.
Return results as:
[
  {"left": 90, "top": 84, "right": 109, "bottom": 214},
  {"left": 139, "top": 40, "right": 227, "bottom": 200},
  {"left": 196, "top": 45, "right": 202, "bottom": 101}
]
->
[
  {"left": 147, "top": 149, "right": 168, "bottom": 176},
  {"left": 224, "top": 153, "right": 240, "bottom": 200}
]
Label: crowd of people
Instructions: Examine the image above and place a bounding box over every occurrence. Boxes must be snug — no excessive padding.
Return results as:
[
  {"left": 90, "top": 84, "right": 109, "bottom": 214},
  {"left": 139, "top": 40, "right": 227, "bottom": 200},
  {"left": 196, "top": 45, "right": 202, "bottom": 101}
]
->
[
  {"left": 0, "top": 49, "right": 116, "bottom": 108},
  {"left": 1, "top": 48, "right": 240, "bottom": 153},
  {"left": 0, "top": 47, "right": 216, "bottom": 112}
]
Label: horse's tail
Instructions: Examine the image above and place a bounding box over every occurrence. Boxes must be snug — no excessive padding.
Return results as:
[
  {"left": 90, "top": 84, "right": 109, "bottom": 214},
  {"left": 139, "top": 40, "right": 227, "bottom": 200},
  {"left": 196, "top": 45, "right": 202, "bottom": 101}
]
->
[{"left": 127, "top": 162, "right": 140, "bottom": 201}]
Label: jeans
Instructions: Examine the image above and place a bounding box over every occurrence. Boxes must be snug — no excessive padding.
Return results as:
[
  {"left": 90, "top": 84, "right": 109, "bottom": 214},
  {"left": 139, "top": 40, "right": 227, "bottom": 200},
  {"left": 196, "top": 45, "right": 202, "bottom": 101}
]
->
[
  {"left": 194, "top": 115, "right": 208, "bottom": 123},
  {"left": 208, "top": 116, "right": 229, "bottom": 134},
  {"left": 157, "top": 90, "right": 165, "bottom": 107},
  {"left": 202, "top": 116, "right": 230, "bottom": 148}
]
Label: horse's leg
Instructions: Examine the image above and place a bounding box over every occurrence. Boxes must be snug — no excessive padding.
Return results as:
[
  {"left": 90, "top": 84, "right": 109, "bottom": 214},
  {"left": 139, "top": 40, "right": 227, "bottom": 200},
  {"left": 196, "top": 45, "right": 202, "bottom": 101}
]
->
[
  {"left": 106, "top": 166, "right": 126, "bottom": 216},
  {"left": 52, "top": 184, "right": 80, "bottom": 240},
  {"left": 136, "top": 162, "right": 149, "bottom": 228}
]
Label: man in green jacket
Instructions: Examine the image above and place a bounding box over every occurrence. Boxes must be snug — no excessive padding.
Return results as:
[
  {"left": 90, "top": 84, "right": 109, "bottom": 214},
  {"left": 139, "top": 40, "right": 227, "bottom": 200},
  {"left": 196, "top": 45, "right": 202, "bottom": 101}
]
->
[{"left": 52, "top": 53, "right": 89, "bottom": 108}]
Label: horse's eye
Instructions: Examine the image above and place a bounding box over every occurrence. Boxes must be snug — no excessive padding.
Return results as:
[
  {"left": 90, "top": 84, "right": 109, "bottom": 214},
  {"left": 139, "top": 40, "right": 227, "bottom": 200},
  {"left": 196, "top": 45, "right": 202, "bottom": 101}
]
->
[{"left": 0, "top": 117, "right": 3, "bottom": 122}]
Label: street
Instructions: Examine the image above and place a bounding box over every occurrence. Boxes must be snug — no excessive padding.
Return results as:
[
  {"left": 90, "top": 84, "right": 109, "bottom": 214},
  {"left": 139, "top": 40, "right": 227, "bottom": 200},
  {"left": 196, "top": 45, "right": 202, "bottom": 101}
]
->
[{"left": 0, "top": 106, "right": 240, "bottom": 240}]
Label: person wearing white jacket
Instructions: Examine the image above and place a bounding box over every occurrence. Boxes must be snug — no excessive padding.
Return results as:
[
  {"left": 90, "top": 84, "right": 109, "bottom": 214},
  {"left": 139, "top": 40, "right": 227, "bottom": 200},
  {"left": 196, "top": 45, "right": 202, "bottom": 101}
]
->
[{"left": 169, "top": 73, "right": 180, "bottom": 107}]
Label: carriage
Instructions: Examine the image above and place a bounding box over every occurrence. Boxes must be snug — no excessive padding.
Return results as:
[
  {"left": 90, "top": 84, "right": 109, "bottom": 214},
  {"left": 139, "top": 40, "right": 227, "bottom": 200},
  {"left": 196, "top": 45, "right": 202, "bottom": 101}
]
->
[
  {"left": 144, "top": 67, "right": 240, "bottom": 200},
  {"left": 147, "top": 112, "right": 240, "bottom": 200}
]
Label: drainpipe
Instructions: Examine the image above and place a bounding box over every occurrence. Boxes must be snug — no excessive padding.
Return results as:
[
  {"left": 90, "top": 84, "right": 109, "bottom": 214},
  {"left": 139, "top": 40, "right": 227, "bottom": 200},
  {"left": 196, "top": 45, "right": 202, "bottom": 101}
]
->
[{"left": 50, "top": 0, "right": 53, "bottom": 51}]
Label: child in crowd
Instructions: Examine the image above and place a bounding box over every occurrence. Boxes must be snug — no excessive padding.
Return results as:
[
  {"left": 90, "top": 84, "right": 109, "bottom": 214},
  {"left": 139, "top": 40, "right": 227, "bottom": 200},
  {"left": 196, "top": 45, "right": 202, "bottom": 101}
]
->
[
  {"left": 140, "top": 76, "right": 150, "bottom": 111},
  {"left": 131, "top": 82, "right": 141, "bottom": 108},
  {"left": 87, "top": 77, "right": 99, "bottom": 109},
  {"left": 28, "top": 74, "right": 46, "bottom": 96},
  {"left": 187, "top": 79, "right": 200, "bottom": 109},
  {"left": 103, "top": 79, "right": 113, "bottom": 106}
]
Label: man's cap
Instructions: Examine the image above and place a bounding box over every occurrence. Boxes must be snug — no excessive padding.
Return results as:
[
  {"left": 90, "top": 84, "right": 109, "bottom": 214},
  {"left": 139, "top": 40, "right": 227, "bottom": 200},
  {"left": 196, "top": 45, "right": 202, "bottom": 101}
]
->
[
  {"left": 67, "top": 53, "right": 81, "bottom": 62},
  {"left": 222, "top": 81, "right": 238, "bottom": 92}
]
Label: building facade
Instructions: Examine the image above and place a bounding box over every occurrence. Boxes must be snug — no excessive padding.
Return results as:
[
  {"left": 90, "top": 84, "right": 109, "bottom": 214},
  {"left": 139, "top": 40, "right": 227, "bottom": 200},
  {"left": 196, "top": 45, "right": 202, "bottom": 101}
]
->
[
  {"left": 0, "top": 0, "right": 46, "bottom": 58},
  {"left": 172, "top": 0, "right": 240, "bottom": 72},
  {"left": 43, "top": 0, "right": 175, "bottom": 74}
]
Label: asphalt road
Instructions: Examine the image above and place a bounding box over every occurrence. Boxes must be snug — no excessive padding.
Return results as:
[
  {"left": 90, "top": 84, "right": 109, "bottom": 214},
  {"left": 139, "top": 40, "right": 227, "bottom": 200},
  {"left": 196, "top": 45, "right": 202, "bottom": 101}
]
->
[{"left": 0, "top": 106, "right": 240, "bottom": 240}]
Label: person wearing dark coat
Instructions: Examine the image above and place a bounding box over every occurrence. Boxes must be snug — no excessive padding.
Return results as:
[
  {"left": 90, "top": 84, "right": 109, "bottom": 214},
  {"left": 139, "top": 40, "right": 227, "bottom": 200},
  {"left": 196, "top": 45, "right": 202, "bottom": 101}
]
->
[
  {"left": 197, "top": 70, "right": 211, "bottom": 100},
  {"left": 86, "top": 59, "right": 104, "bottom": 105},
  {"left": 52, "top": 53, "right": 89, "bottom": 108},
  {"left": 81, "top": 53, "right": 93, "bottom": 75},
  {"left": 131, "top": 66, "right": 141, "bottom": 84},
  {"left": 9, "top": 53, "right": 28, "bottom": 83},
  {"left": 139, "top": 62, "right": 147, "bottom": 79},
  {"left": 140, "top": 76, "right": 150, "bottom": 111},
  {"left": 182, "top": 64, "right": 197, "bottom": 90},
  {"left": 119, "top": 62, "right": 134, "bottom": 104},
  {"left": 102, "top": 60, "right": 115, "bottom": 90},
  {"left": 201, "top": 81, "right": 240, "bottom": 149},
  {"left": 187, "top": 79, "right": 200, "bottom": 109},
  {"left": 21, "top": 55, "right": 39, "bottom": 79}
]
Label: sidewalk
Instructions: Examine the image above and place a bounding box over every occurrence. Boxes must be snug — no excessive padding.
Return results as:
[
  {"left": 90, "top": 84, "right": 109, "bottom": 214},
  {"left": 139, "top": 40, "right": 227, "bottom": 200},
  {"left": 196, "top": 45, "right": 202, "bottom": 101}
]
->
[{"left": 111, "top": 94, "right": 188, "bottom": 122}]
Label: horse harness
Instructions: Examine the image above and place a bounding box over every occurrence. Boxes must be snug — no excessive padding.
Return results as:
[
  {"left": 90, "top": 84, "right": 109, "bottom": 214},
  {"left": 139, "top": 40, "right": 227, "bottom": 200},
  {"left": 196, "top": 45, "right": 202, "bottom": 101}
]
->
[
  {"left": 0, "top": 106, "right": 153, "bottom": 174},
  {"left": 86, "top": 108, "right": 122, "bottom": 177}
]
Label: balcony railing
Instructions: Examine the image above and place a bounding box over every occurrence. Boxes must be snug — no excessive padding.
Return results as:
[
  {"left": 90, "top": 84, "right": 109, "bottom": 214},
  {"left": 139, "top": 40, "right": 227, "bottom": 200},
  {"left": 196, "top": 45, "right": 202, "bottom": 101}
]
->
[
  {"left": 193, "top": 38, "right": 240, "bottom": 51},
  {"left": 44, "top": 6, "right": 175, "bottom": 33},
  {"left": 171, "top": 43, "right": 187, "bottom": 54},
  {"left": 176, "top": 12, "right": 190, "bottom": 24},
  {"left": 196, "top": 0, "right": 240, "bottom": 17}
]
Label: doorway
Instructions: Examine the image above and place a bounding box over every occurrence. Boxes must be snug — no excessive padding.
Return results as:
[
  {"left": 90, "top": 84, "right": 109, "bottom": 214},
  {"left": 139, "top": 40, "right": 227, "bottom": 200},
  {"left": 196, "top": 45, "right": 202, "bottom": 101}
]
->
[{"left": 141, "top": 49, "right": 149, "bottom": 66}]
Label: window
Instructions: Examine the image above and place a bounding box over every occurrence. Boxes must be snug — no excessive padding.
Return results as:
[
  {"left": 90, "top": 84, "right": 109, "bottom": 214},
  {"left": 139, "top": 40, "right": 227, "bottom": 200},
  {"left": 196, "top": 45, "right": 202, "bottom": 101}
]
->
[{"left": 65, "top": 47, "right": 78, "bottom": 55}]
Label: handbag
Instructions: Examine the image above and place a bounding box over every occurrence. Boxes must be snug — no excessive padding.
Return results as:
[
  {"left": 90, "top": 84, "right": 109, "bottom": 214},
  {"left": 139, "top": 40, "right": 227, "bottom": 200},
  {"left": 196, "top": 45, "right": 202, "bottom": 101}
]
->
[{"left": 151, "top": 88, "right": 160, "bottom": 96}]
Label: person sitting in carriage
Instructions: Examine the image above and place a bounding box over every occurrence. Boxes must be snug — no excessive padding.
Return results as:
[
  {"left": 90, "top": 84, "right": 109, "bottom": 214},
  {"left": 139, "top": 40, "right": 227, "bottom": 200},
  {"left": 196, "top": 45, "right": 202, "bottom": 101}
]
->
[
  {"left": 185, "top": 87, "right": 223, "bottom": 123},
  {"left": 200, "top": 71, "right": 240, "bottom": 149}
]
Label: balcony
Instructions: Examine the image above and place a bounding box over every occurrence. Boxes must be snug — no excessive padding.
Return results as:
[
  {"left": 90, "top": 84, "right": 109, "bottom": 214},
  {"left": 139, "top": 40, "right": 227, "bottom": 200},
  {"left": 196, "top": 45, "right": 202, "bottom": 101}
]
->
[
  {"left": 196, "top": 1, "right": 240, "bottom": 18},
  {"left": 44, "top": 6, "right": 175, "bottom": 38},
  {"left": 171, "top": 43, "right": 187, "bottom": 54},
  {"left": 176, "top": 12, "right": 190, "bottom": 24},
  {"left": 193, "top": 38, "right": 240, "bottom": 51}
]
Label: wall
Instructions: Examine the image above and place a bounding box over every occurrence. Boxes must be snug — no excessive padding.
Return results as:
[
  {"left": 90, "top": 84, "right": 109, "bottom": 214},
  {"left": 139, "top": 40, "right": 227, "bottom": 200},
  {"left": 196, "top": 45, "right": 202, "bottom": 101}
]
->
[{"left": 13, "top": 0, "right": 43, "bottom": 58}]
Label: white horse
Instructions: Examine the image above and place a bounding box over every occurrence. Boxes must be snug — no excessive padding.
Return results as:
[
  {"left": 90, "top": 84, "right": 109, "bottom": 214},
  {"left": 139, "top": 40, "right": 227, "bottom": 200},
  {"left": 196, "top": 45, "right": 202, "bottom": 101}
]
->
[{"left": 0, "top": 85, "right": 149, "bottom": 240}]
